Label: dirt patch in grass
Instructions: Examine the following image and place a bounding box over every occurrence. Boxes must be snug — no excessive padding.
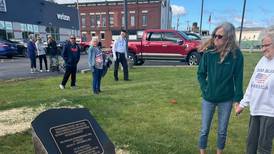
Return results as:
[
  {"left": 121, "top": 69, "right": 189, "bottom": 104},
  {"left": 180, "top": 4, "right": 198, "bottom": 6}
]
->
[{"left": 0, "top": 100, "right": 83, "bottom": 136}]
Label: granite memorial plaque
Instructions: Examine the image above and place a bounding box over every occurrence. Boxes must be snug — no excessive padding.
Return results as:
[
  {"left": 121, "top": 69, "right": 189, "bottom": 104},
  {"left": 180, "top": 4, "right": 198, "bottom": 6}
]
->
[{"left": 31, "top": 108, "right": 115, "bottom": 154}]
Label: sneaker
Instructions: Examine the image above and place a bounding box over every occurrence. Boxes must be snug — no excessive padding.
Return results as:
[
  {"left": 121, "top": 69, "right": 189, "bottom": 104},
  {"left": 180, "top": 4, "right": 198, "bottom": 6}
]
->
[
  {"left": 59, "top": 84, "right": 65, "bottom": 90},
  {"left": 30, "top": 69, "right": 34, "bottom": 74},
  {"left": 39, "top": 70, "right": 43, "bottom": 72},
  {"left": 46, "top": 70, "right": 50, "bottom": 72}
]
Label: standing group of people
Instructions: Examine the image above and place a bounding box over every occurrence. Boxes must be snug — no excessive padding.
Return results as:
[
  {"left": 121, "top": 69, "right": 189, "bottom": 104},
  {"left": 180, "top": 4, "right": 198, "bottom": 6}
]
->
[
  {"left": 27, "top": 34, "right": 58, "bottom": 73},
  {"left": 197, "top": 22, "right": 274, "bottom": 154},
  {"left": 59, "top": 30, "right": 129, "bottom": 94}
]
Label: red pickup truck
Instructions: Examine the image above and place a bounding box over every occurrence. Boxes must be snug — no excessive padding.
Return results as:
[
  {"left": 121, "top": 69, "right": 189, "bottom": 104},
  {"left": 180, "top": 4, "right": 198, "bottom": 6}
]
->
[{"left": 128, "top": 29, "right": 202, "bottom": 65}]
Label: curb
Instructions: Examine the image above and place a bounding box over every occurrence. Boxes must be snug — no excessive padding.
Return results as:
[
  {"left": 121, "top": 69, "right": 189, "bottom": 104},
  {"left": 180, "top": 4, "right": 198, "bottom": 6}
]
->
[{"left": 81, "top": 69, "right": 90, "bottom": 74}]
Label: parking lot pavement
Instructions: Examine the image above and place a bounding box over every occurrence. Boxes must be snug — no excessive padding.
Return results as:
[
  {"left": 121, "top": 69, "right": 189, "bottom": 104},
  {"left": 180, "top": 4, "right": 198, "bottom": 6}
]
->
[
  {"left": 0, "top": 55, "right": 89, "bottom": 80},
  {"left": 0, "top": 55, "right": 190, "bottom": 80}
]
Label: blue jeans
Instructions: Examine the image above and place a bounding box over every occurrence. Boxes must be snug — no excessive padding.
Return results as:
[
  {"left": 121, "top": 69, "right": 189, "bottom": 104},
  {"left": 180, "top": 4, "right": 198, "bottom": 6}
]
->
[
  {"left": 199, "top": 98, "right": 233, "bottom": 150},
  {"left": 29, "top": 55, "right": 36, "bottom": 68},
  {"left": 92, "top": 68, "right": 103, "bottom": 93}
]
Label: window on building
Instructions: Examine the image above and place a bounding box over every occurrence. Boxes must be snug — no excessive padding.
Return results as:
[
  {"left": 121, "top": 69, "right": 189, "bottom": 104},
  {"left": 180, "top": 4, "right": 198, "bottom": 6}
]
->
[
  {"left": 45, "top": 26, "right": 59, "bottom": 41},
  {"left": 100, "top": 32, "right": 105, "bottom": 40},
  {"left": 142, "top": 15, "right": 147, "bottom": 26},
  {"left": 96, "top": 15, "right": 100, "bottom": 27},
  {"left": 130, "top": 16, "right": 135, "bottom": 27},
  {"left": 90, "top": 15, "right": 95, "bottom": 27},
  {"left": 6, "top": 32, "right": 14, "bottom": 40},
  {"left": 91, "top": 31, "right": 96, "bottom": 37},
  {"left": 109, "top": 14, "right": 114, "bottom": 27},
  {"left": 122, "top": 15, "right": 125, "bottom": 27},
  {"left": 102, "top": 15, "right": 106, "bottom": 27},
  {"left": 81, "top": 15, "right": 86, "bottom": 29},
  {"left": 82, "top": 33, "right": 87, "bottom": 42}
]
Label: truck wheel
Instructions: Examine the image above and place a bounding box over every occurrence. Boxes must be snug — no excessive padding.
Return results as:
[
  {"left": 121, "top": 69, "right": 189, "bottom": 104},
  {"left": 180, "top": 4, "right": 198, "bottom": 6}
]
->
[
  {"left": 128, "top": 52, "right": 144, "bottom": 65},
  {"left": 187, "top": 51, "right": 201, "bottom": 65},
  {"left": 136, "top": 59, "right": 144, "bottom": 65}
]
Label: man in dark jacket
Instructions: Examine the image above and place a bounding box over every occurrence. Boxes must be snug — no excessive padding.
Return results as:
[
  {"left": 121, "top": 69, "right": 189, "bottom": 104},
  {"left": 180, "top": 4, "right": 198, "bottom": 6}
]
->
[
  {"left": 47, "top": 35, "right": 58, "bottom": 71},
  {"left": 59, "top": 35, "right": 81, "bottom": 89}
]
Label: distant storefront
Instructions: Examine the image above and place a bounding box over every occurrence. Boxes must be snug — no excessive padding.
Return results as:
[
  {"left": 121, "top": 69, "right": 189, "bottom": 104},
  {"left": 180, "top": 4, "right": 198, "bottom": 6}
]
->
[{"left": 0, "top": 0, "right": 79, "bottom": 41}]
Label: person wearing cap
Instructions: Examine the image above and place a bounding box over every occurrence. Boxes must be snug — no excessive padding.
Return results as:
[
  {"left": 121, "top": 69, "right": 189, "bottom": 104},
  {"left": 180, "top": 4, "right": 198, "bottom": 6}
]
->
[
  {"left": 27, "top": 34, "right": 37, "bottom": 73},
  {"left": 35, "top": 36, "right": 49, "bottom": 72},
  {"left": 47, "top": 35, "right": 58, "bottom": 71},
  {"left": 112, "top": 29, "right": 129, "bottom": 81},
  {"left": 59, "top": 35, "right": 81, "bottom": 89}
]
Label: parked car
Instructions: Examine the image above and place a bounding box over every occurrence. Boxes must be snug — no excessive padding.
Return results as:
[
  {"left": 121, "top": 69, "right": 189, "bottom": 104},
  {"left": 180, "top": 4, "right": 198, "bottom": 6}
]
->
[
  {"left": 184, "top": 32, "right": 201, "bottom": 40},
  {"left": 78, "top": 40, "right": 90, "bottom": 54},
  {"left": 0, "top": 39, "right": 18, "bottom": 58},
  {"left": 127, "top": 29, "right": 202, "bottom": 65},
  {"left": 8, "top": 39, "right": 28, "bottom": 57}
]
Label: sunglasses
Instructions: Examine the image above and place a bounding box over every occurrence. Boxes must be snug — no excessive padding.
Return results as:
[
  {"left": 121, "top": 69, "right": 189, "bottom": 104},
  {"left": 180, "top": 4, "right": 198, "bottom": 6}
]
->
[
  {"left": 214, "top": 34, "right": 223, "bottom": 40},
  {"left": 262, "top": 43, "right": 272, "bottom": 48}
]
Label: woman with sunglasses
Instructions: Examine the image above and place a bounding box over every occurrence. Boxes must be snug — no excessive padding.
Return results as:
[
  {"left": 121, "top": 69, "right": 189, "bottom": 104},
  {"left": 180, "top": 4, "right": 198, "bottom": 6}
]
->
[{"left": 197, "top": 22, "right": 244, "bottom": 154}]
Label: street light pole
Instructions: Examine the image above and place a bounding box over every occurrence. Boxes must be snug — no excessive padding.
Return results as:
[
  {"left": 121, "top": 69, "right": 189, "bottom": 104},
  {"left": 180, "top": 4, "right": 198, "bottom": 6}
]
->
[
  {"left": 123, "top": 0, "right": 128, "bottom": 57},
  {"left": 176, "top": 16, "right": 180, "bottom": 30},
  {"left": 239, "top": 0, "right": 247, "bottom": 46},
  {"left": 199, "top": 0, "right": 204, "bottom": 35},
  {"left": 76, "top": 0, "right": 81, "bottom": 39}
]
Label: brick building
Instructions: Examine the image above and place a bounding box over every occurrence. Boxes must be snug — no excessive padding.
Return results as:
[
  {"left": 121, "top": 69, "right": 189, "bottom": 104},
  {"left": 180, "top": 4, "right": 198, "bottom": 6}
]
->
[{"left": 59, "top": 0, "right": 172, "bottom": 47}]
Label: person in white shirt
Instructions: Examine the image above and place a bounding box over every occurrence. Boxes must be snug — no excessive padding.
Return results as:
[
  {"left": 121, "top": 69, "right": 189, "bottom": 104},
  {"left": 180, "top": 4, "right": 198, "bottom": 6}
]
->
[
  {"left": 112, "top": 30, "right": 129, "bottom": 81},
  {"left": 236, "top": 31, "right": 274, "bottom": 154},
  {"left": 35, "top": 36, "right": 49, "bottom": 72}
]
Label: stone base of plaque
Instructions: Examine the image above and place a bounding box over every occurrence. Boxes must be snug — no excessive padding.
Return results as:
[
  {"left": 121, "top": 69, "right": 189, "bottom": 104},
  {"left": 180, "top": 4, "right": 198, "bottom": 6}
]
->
[{"left": 31, "top": 128, "right": 48, "bottom": 154}]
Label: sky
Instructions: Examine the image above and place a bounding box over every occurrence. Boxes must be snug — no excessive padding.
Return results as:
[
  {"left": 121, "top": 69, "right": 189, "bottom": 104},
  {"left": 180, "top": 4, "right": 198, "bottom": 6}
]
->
[
  {"left": 54, "top": 0, "right": 274, "bottom": 31},
  {"left": 171, "top": 0, "right": 274, "bottom": 31}
]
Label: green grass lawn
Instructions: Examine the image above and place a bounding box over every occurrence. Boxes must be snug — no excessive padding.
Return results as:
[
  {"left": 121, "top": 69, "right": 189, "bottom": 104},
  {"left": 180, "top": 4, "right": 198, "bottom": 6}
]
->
[{"left": 0, "top": 52, "right": 267, "bottom": 154}]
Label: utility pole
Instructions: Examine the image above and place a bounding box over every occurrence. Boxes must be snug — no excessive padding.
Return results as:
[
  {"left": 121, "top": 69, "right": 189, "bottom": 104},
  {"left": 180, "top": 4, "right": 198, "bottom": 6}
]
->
[
  {"left": 76, "top": 0, "right": 81, "bottom": 39},
  {"left": 124, "top": 0, "right": 128, "bottom": 57},
  {"left": 199, "top": 0, "right": 204, "bottom": 35},
  {"left": 176, "top": 16, "right": 180, "bottom": 30},
  {"left": 186, "top": 20, "right": 190, "bottom": 31},
  {"left": 239, "top": 0, "right": 247, "bottom": 46}
]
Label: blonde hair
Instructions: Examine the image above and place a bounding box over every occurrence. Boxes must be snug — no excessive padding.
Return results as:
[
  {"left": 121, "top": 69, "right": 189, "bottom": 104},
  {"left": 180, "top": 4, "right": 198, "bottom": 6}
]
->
[
  {"left": 90, "top": 37, "right": 98, "bottom": 46},
  {"left": 200, "top": 22, "right": 239, "bottom": 63}
]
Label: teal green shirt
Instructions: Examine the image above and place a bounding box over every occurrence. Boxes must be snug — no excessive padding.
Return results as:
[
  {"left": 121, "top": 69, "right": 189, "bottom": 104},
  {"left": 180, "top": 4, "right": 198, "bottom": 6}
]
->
[{"left": 197, "top": 49, "right": 244, "bottom": 103}]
